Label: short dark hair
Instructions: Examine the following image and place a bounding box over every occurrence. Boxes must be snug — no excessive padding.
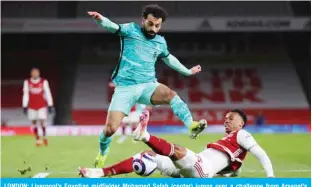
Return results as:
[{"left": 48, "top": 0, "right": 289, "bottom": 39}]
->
[
  {"left": 142, "top": 4, "right": 168, "bottom": 22},
  {"left": 230, "top": 109, "right": 247, "bottom": 128}
]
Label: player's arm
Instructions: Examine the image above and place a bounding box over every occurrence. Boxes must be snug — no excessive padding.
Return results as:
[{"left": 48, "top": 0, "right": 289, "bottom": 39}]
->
[
  {"left": 88, "top": 11, "right": 133, "bottom": 36},
  {"left": 22, "top": 80, "right": 29, "bottom": 114},
  {"left": 161, "top": 55, "right": 191, "bottom": 76},
  {"left": 43, "top": 80, "right": 54, "bottom": 113},
  {"left": 162, "top": 55, "right": 201, "bottom": 76},
  {"left": 237, "top": 130, "right": 275, "bottom": 178},
  {"left": 88, "top": 11, "right": 119, "bottom": 33},
  {"left": 160, "top": 42, "right": 201, "bottom": 76}
]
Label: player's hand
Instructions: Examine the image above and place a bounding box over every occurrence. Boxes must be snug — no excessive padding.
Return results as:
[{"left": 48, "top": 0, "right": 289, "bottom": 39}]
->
[
  {"left": 48, "top": 106, "right": 54, "bottom": 114},
  {"left": 23, "top": 107, "right": 28, "bottom": 115},
  {"left": 190, "top": 65, "right": 201, "bottom": 75},
  {"left": 87, "top": 11, "right": 102, "bottom": 21}
]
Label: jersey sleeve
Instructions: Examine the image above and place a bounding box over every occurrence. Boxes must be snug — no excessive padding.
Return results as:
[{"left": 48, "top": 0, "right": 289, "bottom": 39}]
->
[
  {"left": 115, "top": 22, "right": 135, "bottom": 37},
  {"left": 249, "top": 145, "right": 275, "bottom": 177},
  {"left": 97, "top": 16, "right": 120, "bottom": 33},
  {"left": 22, "top": 80, "right": 29, "bottom": 108},
  {"left": 43, "top": 80, "right": 53, "bottom": 106},
  {"left": 159, "top": 39, "right": 170, "bottom": 58},
  {"left": 237, "top": 129, "right": 258, "bottom": 150}
]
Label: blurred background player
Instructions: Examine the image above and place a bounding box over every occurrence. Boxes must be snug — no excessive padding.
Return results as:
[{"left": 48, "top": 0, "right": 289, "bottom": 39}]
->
[
  {"left": 89, "top": 4, "right": 206, "bottom": 168},
  {"left": 22, "top": 68, "right": 54, "bottom": 146},
  {"left": 118, "top": 103, "right": 151, "bottom": 144}
]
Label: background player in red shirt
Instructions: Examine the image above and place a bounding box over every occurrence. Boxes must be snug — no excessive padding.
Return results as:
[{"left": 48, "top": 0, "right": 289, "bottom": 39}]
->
[
  {"left": 23, "top": 68, "right": 54, "bottom": 146},
  {"left": 79, "top": 109, "right": 274, "bottom": 178}
]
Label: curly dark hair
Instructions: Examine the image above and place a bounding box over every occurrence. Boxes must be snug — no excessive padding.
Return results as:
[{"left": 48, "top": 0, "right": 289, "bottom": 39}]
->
[
  {"left": 230, "top": 109, "right": 247, "bottom": 128},
  {"left": 142, "top": 4, "right": 168, "bottom": 22}
]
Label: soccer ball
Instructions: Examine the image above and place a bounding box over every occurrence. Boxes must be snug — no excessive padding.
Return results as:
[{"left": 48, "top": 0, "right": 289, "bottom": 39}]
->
[{"left": 132, "top": 152, "right": 157, "bottom": 176}]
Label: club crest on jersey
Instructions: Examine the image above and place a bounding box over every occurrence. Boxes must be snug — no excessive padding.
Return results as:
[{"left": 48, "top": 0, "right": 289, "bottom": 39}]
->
[
  {"left": 29, "top": 86, "right": 43, "bottom": 94},
  {"left": 196, "top": 156, "right": 203, "bottom": 163}
]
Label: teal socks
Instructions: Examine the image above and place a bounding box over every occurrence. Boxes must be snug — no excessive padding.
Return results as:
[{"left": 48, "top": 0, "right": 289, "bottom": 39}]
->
[
  {"left": 99, "top": 130, "right": 112, "bottom": 155},
  {"left": 170, "top": 95, "right": 193, "bottom": 128}
]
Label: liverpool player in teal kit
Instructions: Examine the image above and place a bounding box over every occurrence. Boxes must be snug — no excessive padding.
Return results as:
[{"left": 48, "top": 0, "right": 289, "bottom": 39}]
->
[{"left": 88, "top": 4, "right": 207, "bottom": 168}]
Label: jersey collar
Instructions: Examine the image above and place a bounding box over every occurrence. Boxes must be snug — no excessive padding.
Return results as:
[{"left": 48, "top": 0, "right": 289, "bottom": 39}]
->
[{"left": 30, "top": 77, "right": 41, "bottom": 83}]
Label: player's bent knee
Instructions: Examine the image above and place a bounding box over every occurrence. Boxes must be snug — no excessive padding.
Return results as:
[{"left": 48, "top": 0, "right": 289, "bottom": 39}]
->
[
  {"left": 162, "top": 89, "right": 176, "bottom": 103},
  {"left": 105, "top": 111, "right": 125, "bottom": 136},
  {"left": 158, "top": 89, "right": 170, "bottom": 99},
  {"left": 168, "top": 90, "right": 177, "bottom": 100},
  {"left": 172, "top": 144, "right": 187, "bottom": 160},
  {"left": 104, "top": 122, "right": 120, "bottom": 136}
]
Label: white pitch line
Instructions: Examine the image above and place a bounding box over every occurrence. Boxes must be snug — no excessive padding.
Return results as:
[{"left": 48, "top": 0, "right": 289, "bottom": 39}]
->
[
  {"left": 242, "top": 169, "right": 311, "bottom": 173},
  {"left": 29, "top": 169, "right": 310, "bottom": 178},
  {"left": 32, "top": 172, "right": 51, "bottom": 178},
  {"left": 39, "top": 169, "right": 310, "bottom": 176},
  {"left": 58, "top": 171, "right": 80, "bottom": 174}
]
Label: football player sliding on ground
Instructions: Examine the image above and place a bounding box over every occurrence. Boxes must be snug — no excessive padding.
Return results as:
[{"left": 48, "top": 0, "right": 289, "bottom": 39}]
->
[{"left": 79, "top": 109, "right": 274, "bottom": 178}]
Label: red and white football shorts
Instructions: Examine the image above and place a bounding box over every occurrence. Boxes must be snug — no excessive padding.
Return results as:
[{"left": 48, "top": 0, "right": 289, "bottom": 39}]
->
[{"left": 28, "top": 107, "right": 47, "bottom": 120}]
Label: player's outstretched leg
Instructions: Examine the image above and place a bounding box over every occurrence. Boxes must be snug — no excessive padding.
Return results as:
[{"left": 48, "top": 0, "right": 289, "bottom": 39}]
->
[
  {"left": 79, "top": 156, "right": 134, "bottom": 178},
  {"left": 133, "top": 110, "right": 209, "bottom": 178},
  {"left": 80, "top": 150, "right": 180, "bottom": 178},
  {"left": 95, "top": 111, "right": 125, "bottom": 168},
  {"left": 134, "top": 128, "right": 194, "bottom": 176},
  {"left": 133, "top": 110, "right": 185, "bottom": 159},
  {"left": 151, "top": 84, "right": 207, "bottom": 139}
]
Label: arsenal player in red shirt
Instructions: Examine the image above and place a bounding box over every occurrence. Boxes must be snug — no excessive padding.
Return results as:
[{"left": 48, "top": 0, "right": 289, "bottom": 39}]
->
[
  {"left": 79, "top": 109, "right": 274, "bottom": 178},
  {"left": 23, "top": 68, "right": 54, "bottom": 146}
]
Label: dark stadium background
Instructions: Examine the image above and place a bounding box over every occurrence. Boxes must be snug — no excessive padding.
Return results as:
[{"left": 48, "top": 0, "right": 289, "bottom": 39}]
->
[{"left": 2, "top": 1, "right": 310, "bottom": 129}]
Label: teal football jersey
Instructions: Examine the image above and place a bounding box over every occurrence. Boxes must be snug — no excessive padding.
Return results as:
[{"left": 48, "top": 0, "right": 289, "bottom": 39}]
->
[{"left": 111, "top": 22, "right": 170, "bottom": 86}]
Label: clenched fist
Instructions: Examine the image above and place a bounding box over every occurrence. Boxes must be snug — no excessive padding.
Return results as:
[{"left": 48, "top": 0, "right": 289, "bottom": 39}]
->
[
  {"left": 190, "top": 65, "right": 202, "bottom": 75},
  {"left": 87, "top": 11, "right": 103, "bottom": 21}
]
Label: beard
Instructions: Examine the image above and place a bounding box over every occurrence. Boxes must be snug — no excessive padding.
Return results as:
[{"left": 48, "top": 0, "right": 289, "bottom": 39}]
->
[{"left": 141, "top": 27, "right": 156, "bottom": 39}]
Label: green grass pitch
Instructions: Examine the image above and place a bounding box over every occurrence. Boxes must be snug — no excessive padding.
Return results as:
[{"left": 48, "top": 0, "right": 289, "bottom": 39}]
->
[{"left": 1, "top": 134, "right": 311, "bottom": 178}]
